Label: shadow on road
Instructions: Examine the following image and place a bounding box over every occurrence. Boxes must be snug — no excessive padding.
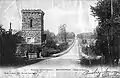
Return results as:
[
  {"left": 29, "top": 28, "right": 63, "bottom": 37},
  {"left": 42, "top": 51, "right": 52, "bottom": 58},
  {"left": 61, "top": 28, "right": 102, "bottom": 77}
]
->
[
  {"left": 80, "top": 58, "right": 102, "bottom": 66},
  {"left": 79, "top": 58, "right": 120, "bottom": 67},
  {"left": 0, "top": 58, "right": 44, "bottom": 68}
]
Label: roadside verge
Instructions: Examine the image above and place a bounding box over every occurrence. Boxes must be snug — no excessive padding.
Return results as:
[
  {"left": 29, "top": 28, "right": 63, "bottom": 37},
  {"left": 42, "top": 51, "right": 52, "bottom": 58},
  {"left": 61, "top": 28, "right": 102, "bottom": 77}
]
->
[{"left": 51, "top": 39, "right": 75, "bottom": 57}]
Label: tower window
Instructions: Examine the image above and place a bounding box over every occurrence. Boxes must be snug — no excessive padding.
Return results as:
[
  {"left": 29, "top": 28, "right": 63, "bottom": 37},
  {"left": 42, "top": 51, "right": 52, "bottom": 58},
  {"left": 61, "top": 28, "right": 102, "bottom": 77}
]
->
[{"left": 30, "top": 19, "right": 33, "bottom": 28}]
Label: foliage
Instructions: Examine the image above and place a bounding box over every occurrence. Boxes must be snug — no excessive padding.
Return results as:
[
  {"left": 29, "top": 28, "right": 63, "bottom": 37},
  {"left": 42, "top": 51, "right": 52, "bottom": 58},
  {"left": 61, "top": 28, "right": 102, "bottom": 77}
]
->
[
  {"left": 41, "top": 42, "right": 69, "bottom": 57},
  {"left": 0, "top": 25, "right": 28, "bottom": 65},
  {"left": 91, "top": 0, "right": 120, "bottom": 64},
  {"left": 77, "top": 32, "right": 95, "bottom": 39},
  {"left": 66, "top": 32, "right": 75, "bottom": 39},
  {"left": 44, "top": 30, "right": 58, "bottom": 49},
  {"left": 44, "top": 30, "right": 57, "bottom": 42},
  {"left": 58, "top": 24, "right": 67, "bottom": 42},
  {"left": 81, "top": 39, "right": 87, "bottom": 44},
  {"left": 17, "top": 44, "right": 42, "bottom": 53},
  {"left": 58, "top": 42, "right": 68, "bottom": 51},
  {"left": 14, "top": 31, "right": 25, "bottom": 43},
  {"left": 45, "top": 39, "right": 58, "bottom": 49},
  {"left": 41, "top": 47, "right": 60, "bottom": 57},
  {"left": 91, "top": 0, "right": 120, "bottom": 23},
  {"left": 0, "top": 27, "right": 25, "bottom": 65},
  {"left": 91, "top": 0, "right": 120, "bottom": 37},
  {"left": 42, "top": 30, "right": 69, "bottom": 57}
]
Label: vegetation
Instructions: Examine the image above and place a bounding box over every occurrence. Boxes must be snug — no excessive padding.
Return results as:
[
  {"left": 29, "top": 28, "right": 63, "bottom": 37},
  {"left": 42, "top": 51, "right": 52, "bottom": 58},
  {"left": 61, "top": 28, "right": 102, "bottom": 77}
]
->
[
  {"left": 44, "top": 30, "right": 57, "bottom": 43},
  {"left": 66, "top": 32, "right": 75, "bottom": 39},
  {"left": 0, "top": 25, "right": 24, "bottom": 65},
  {"left": 0, "top": 24, "right": 73, "bottom": 65},
  {"left": 16, "top": 44, "right": 42, "bottom": 58},
  {"left": 91, "top": 0, "right": 120, "bottom": 65},
  {"left": 41, "top": 30, "right": 71, "bottom": 57},
  {"left": 41, "top": 47, "right": 60, "bottom": 57},
  {"left": 58, "top": 24, "right": 67, "bottom": 42},
  {"left": 41, "top": 30, "right": 59, "bottom": 57},
  {"left": 58, "top": 42, "right": 68, "bottom": 52},
  {"left": 77, "top": 32, "right": 95, "bottom": 39}
]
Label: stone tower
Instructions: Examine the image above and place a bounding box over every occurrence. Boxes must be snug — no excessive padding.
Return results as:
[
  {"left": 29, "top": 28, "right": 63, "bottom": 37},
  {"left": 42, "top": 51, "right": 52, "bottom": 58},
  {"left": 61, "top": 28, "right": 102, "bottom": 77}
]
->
[{"left": 21, "top": 9, "right": 44, "bottom": 44}]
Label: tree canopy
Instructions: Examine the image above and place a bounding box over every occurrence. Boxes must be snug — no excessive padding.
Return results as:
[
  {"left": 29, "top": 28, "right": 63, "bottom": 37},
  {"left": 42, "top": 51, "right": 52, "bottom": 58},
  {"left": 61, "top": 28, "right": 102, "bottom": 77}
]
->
[
  {"left": 0, "top": 25, "right": 24, "bottom": 65},
  {"left": 91, "top": 0, "right": 120, "bottom": 64},
  {"left": 91, "top": 0, "right": 120, "bottom": 37},
  {"left": 91, "top": 0, "right": 120, "bottom": 40},
  {"left": 44, "top": 30, "right": 57, "bottom": 49},
  {"left": 91, "top": 0, "right": 120, "bottom": 23}
]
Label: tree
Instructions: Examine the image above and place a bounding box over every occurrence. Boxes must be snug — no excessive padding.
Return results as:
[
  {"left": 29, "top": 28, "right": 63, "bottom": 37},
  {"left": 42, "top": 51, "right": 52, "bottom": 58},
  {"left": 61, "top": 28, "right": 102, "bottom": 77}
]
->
[
  {"left": 67, "top": 32, "right": 75, "bottom": 39},
  {"left": 44, "top": 30, "right": 57, "bottom": 49},
  {"left": 0, "top": 25, "right": 24, "bottom": 65},
  {"left": 44, "top": 30, "right": 55, "bottom": 41},
  {"left": 0, "top": 25, "right": 4, "bottom": 63},
  {"left": 14, "top": 31, "right": 25, "bottom": 43},
  {"left": 58, "top": 24, "right": 67, "bottom": 42},
  {"left": 91, "top": 0, "right": 120, "bottom": 64}
]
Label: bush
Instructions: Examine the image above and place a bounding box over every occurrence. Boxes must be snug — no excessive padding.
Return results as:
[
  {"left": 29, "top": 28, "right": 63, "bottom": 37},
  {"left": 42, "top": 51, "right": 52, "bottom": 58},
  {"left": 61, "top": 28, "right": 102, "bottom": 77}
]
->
[
  {"left": 58, "top": 42, "right": 68, "bottom": 51},
  {"left": 16, "top": 44, "right": 42, "bottom": 58},
  {"left": 0, "top": 34, "right": 20, "bottom": 65},
  {"left": 45, "top": 39, "right": 58, "bottom": 49},
  {"left": 82, "top": 39, "right": 87, "bottom": 44},
  {"left": 82, "top": 44, "right": 98, "bottom": 57},
  {"left": 41, "top": 47, "right": 60, "bottom": 57}
]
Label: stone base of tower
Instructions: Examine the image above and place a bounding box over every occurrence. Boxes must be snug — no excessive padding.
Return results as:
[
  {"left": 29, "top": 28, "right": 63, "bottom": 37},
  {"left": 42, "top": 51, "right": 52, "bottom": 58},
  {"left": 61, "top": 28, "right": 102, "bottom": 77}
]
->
[{"left": 22, "top": 29, "right": 42, "bottom": 44}]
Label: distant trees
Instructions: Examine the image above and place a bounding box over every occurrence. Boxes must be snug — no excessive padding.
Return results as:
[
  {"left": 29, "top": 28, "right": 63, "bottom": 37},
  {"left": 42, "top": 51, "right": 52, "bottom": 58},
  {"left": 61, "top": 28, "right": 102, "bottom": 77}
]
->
[
  {"left": 77, "top": 32, "right": 95, "bottom": 39},
  {"left": 67, "top": 32, "right": 75, "bottom": 39},
  {"left": 57, "top": 24, "right": 75, "bottom": 43},
  {"left": 44, "top": 30, "right": 57, "bottom": 49},
  {"left": 44, "top": 30, "right": 57, "bottom": 42},
  {"left": 58, "top": 24, "right": 67, "bottom": 42},
  {"left": 41, "top": 30, "right": 59, "bottom": 57},
  {"left": 41, "top": 29, "right": 72, "bottom": 57}
]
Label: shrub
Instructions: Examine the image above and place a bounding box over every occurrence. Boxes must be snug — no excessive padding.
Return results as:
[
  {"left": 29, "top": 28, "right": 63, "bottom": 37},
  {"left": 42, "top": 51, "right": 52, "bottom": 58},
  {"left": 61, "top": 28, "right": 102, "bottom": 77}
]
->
[
  {"left": 16, "top": 44, "right": 42, "bottom": 58},
  {"left": 41, "top": 47, "right": 60, "bottom": 57},
  {"left": 45, "top": 39, "right": 58, "bottom": 49},
  {"left": 82, "top": 39, "right": 87, "bottom": 44},
  {"left": 0, "top": 34, "right": 21, "bottom": 65},
  {"left": 58, "top": 42, "right": 68, "bottom": 51}
]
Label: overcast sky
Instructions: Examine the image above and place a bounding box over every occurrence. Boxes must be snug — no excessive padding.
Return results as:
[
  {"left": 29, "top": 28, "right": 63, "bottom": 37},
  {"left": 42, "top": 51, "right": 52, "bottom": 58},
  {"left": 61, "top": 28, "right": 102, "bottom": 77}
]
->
[{"left": 0, "top": 0, "right": 97, "bottom": 34}]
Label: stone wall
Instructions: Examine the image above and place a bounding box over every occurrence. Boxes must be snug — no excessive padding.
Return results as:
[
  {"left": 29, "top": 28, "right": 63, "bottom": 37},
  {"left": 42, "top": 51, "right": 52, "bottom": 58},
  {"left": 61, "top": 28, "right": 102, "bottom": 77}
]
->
[{"left": 21, "top": 9, "right": 44, "bottom": 44}]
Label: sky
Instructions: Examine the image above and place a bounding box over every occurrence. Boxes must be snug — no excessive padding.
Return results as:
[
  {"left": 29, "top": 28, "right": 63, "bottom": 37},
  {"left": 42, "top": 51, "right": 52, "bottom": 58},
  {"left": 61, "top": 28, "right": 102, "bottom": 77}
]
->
[{"left": 0, "top": 0, "right": 98, "bottom": 35}]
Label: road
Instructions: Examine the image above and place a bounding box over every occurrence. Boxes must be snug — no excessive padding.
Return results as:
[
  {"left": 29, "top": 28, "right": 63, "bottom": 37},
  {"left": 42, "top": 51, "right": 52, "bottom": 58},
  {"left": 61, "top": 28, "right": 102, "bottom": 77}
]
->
[
  {"left": 27, "top": 38, "right": 80, "bottom": 68},
  {"left": 0, "top": 39, "right": 120, "bottom": 78}
]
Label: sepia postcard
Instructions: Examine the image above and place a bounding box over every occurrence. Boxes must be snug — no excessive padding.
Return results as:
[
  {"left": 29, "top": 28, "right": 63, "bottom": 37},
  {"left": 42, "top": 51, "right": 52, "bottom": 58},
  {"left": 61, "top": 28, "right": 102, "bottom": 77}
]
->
[{"left": 0, "top": 0, "right": 120, "bottom": 78}]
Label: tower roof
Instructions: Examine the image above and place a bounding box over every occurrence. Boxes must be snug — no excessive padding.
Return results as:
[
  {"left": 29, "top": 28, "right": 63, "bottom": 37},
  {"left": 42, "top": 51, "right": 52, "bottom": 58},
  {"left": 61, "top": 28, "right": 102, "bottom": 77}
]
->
[{"left": 21, "top": 9, "right": 44, "bottom": 15}]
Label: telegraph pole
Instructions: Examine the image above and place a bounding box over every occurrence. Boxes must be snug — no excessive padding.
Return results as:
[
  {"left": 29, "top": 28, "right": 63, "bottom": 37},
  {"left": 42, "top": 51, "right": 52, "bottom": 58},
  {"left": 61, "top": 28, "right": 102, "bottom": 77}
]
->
[
  {"left": 107, "top": 0, "right": 113, "bottom": 65},
  {"left": 109, "top": 0, "right": 113, "bottom": 65}
]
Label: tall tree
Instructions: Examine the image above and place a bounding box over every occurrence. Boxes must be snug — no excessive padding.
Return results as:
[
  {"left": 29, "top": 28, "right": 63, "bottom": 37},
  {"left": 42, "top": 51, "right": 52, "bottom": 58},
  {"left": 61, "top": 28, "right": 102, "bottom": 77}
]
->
[
  {"left": 58, "top": 24, "right": 67, "bottom": 42},
  {"left": 67, "top": 32, "right": 75, "bottom": 39},
  {"left": 0, "top": 25, "right": 24, "bottom": 65},
  {"left": 0, "top": 25, "right": 4, "bottom": 62},
  {"left": 91, "top": 0, "right": 120, "bottom": 64},
  {"left": 44, "top": 30, "right": 57, "bottom": 49}
]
